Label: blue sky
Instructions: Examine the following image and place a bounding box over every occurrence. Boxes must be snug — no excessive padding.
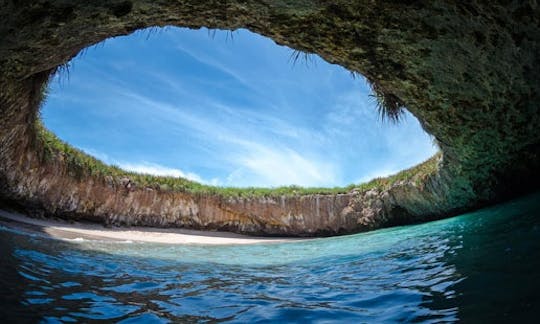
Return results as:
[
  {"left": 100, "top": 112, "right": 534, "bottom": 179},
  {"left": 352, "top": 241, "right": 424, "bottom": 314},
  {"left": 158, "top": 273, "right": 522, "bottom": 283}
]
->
[{"left": 42, "top": 27, "right": 437, "bottom": 188}]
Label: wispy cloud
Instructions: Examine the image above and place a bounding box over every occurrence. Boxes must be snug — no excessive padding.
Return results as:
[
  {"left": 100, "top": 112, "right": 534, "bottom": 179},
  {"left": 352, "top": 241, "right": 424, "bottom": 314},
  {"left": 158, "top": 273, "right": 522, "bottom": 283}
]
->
[
  {"left": 108, "top": 89, "right": 339, "bottom": 187},
  {"left": 81, "top": 147, "right": 218, "bottom": 185},
  {"left": 174, "top": 43, "right": 263, "bottom": 97},
  {"left": 224, "top": 143, "right": 338, "bottom": 187},
  {"left": 118, "top": 161, "right": 218, "bottom": 185},
  {"left": 43, "top": 27, "right": 438, "bottom": 188}
]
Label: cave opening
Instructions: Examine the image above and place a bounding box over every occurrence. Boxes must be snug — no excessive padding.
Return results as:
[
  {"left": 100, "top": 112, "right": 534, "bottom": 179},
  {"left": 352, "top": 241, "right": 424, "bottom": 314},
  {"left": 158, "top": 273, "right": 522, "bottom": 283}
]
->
[{"left": 40, "top": 26, "right": 438, "bottom": 189}]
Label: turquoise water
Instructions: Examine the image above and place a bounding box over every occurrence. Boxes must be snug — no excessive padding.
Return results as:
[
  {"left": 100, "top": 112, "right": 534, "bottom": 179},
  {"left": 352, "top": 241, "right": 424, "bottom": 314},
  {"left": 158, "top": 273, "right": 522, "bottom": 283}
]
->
[{"left": 1, "top": 193, "right": 540, "bottom": 323}]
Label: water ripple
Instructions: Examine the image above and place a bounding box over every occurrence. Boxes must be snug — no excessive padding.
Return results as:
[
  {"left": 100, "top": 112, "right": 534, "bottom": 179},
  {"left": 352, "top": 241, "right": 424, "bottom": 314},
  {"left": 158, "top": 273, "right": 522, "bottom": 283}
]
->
[{"left": 1, "top": 192, "right": 540, "bottom": 322}]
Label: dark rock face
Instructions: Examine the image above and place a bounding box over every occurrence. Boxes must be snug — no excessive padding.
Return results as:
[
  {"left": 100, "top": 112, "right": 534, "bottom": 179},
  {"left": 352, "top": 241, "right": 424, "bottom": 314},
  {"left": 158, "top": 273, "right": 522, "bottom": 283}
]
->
[{"left": 0, "top": 1, "right": 539, "bottom": 236}]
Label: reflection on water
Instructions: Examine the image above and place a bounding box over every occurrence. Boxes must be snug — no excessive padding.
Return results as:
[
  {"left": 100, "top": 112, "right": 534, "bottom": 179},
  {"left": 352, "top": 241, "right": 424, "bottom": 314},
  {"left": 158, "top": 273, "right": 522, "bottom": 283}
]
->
[{"left": 1, "top": 192, "right": 540, "bottom": 322}]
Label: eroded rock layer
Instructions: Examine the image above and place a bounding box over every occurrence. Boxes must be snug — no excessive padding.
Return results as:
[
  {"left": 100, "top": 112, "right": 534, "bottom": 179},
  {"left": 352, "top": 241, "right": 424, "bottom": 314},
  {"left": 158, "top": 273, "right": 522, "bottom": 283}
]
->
[{"left": 0, "top": 1, "right": 539, "bottom": 236}]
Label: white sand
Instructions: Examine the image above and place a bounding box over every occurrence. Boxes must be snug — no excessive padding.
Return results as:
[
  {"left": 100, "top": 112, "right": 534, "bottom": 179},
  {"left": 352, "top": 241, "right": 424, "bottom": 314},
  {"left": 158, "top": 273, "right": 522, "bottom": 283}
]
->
[{"left": 0, "top": 209, "right": 302, "bottom": 245}]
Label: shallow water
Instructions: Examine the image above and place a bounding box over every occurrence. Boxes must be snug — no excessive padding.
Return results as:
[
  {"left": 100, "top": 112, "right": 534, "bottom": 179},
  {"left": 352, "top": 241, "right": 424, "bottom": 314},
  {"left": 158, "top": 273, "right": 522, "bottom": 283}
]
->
[{"left": 2, "top": 193, "right": 540, "bottom": 323}]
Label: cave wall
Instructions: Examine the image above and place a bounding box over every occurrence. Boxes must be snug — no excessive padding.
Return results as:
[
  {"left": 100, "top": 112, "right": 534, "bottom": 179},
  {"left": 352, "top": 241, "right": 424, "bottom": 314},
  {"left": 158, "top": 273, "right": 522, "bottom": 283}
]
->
[{"left": 0, "top": 1, "right": 539, "bottom": 235}]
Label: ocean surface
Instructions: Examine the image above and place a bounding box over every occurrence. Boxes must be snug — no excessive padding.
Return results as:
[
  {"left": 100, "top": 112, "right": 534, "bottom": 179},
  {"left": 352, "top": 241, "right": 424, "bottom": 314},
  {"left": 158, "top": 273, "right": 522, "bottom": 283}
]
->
[{"left": 1, "top": 192, "right": 540, "bottom": 323}]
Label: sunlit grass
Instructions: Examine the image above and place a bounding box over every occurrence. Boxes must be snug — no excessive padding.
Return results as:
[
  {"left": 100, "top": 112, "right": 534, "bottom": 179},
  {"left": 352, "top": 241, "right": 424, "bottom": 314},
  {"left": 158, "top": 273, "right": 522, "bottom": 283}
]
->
[{"left": 35, "top": 120, "right": 440, "bottom": 198}]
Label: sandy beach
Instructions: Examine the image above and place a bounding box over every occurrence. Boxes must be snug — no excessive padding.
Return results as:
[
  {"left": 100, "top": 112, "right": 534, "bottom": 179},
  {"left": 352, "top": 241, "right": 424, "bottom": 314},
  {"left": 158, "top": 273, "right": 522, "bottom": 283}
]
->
[{"left": 0, "top": 209, "right": 301, "bottom": 245}]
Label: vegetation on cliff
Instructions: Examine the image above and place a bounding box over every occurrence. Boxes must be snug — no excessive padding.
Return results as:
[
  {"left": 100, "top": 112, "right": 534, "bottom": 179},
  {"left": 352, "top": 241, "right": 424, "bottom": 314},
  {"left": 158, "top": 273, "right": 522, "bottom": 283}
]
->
[{"left": 35, "top": 120, "right": 440, "bottom": 198}]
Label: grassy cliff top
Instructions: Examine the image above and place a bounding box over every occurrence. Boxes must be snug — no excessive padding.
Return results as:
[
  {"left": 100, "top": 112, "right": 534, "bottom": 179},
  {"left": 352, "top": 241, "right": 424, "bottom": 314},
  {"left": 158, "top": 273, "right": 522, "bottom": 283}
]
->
[{"left": 35, "top": 121, "right": 440, "bottom": 198}]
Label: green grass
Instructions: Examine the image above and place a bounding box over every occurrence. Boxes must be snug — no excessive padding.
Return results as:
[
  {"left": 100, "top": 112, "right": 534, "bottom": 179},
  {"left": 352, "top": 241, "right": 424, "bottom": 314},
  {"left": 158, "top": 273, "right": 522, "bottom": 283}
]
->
[{"left": 34, "top": 120, "right": 440, "bottom": 198}]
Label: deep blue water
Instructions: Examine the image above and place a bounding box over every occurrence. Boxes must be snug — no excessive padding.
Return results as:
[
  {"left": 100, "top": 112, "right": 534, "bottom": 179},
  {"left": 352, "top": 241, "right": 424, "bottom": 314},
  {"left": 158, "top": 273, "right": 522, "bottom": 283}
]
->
[{"left": 1, "top": 192, "right": 540, "bottom": 323}]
